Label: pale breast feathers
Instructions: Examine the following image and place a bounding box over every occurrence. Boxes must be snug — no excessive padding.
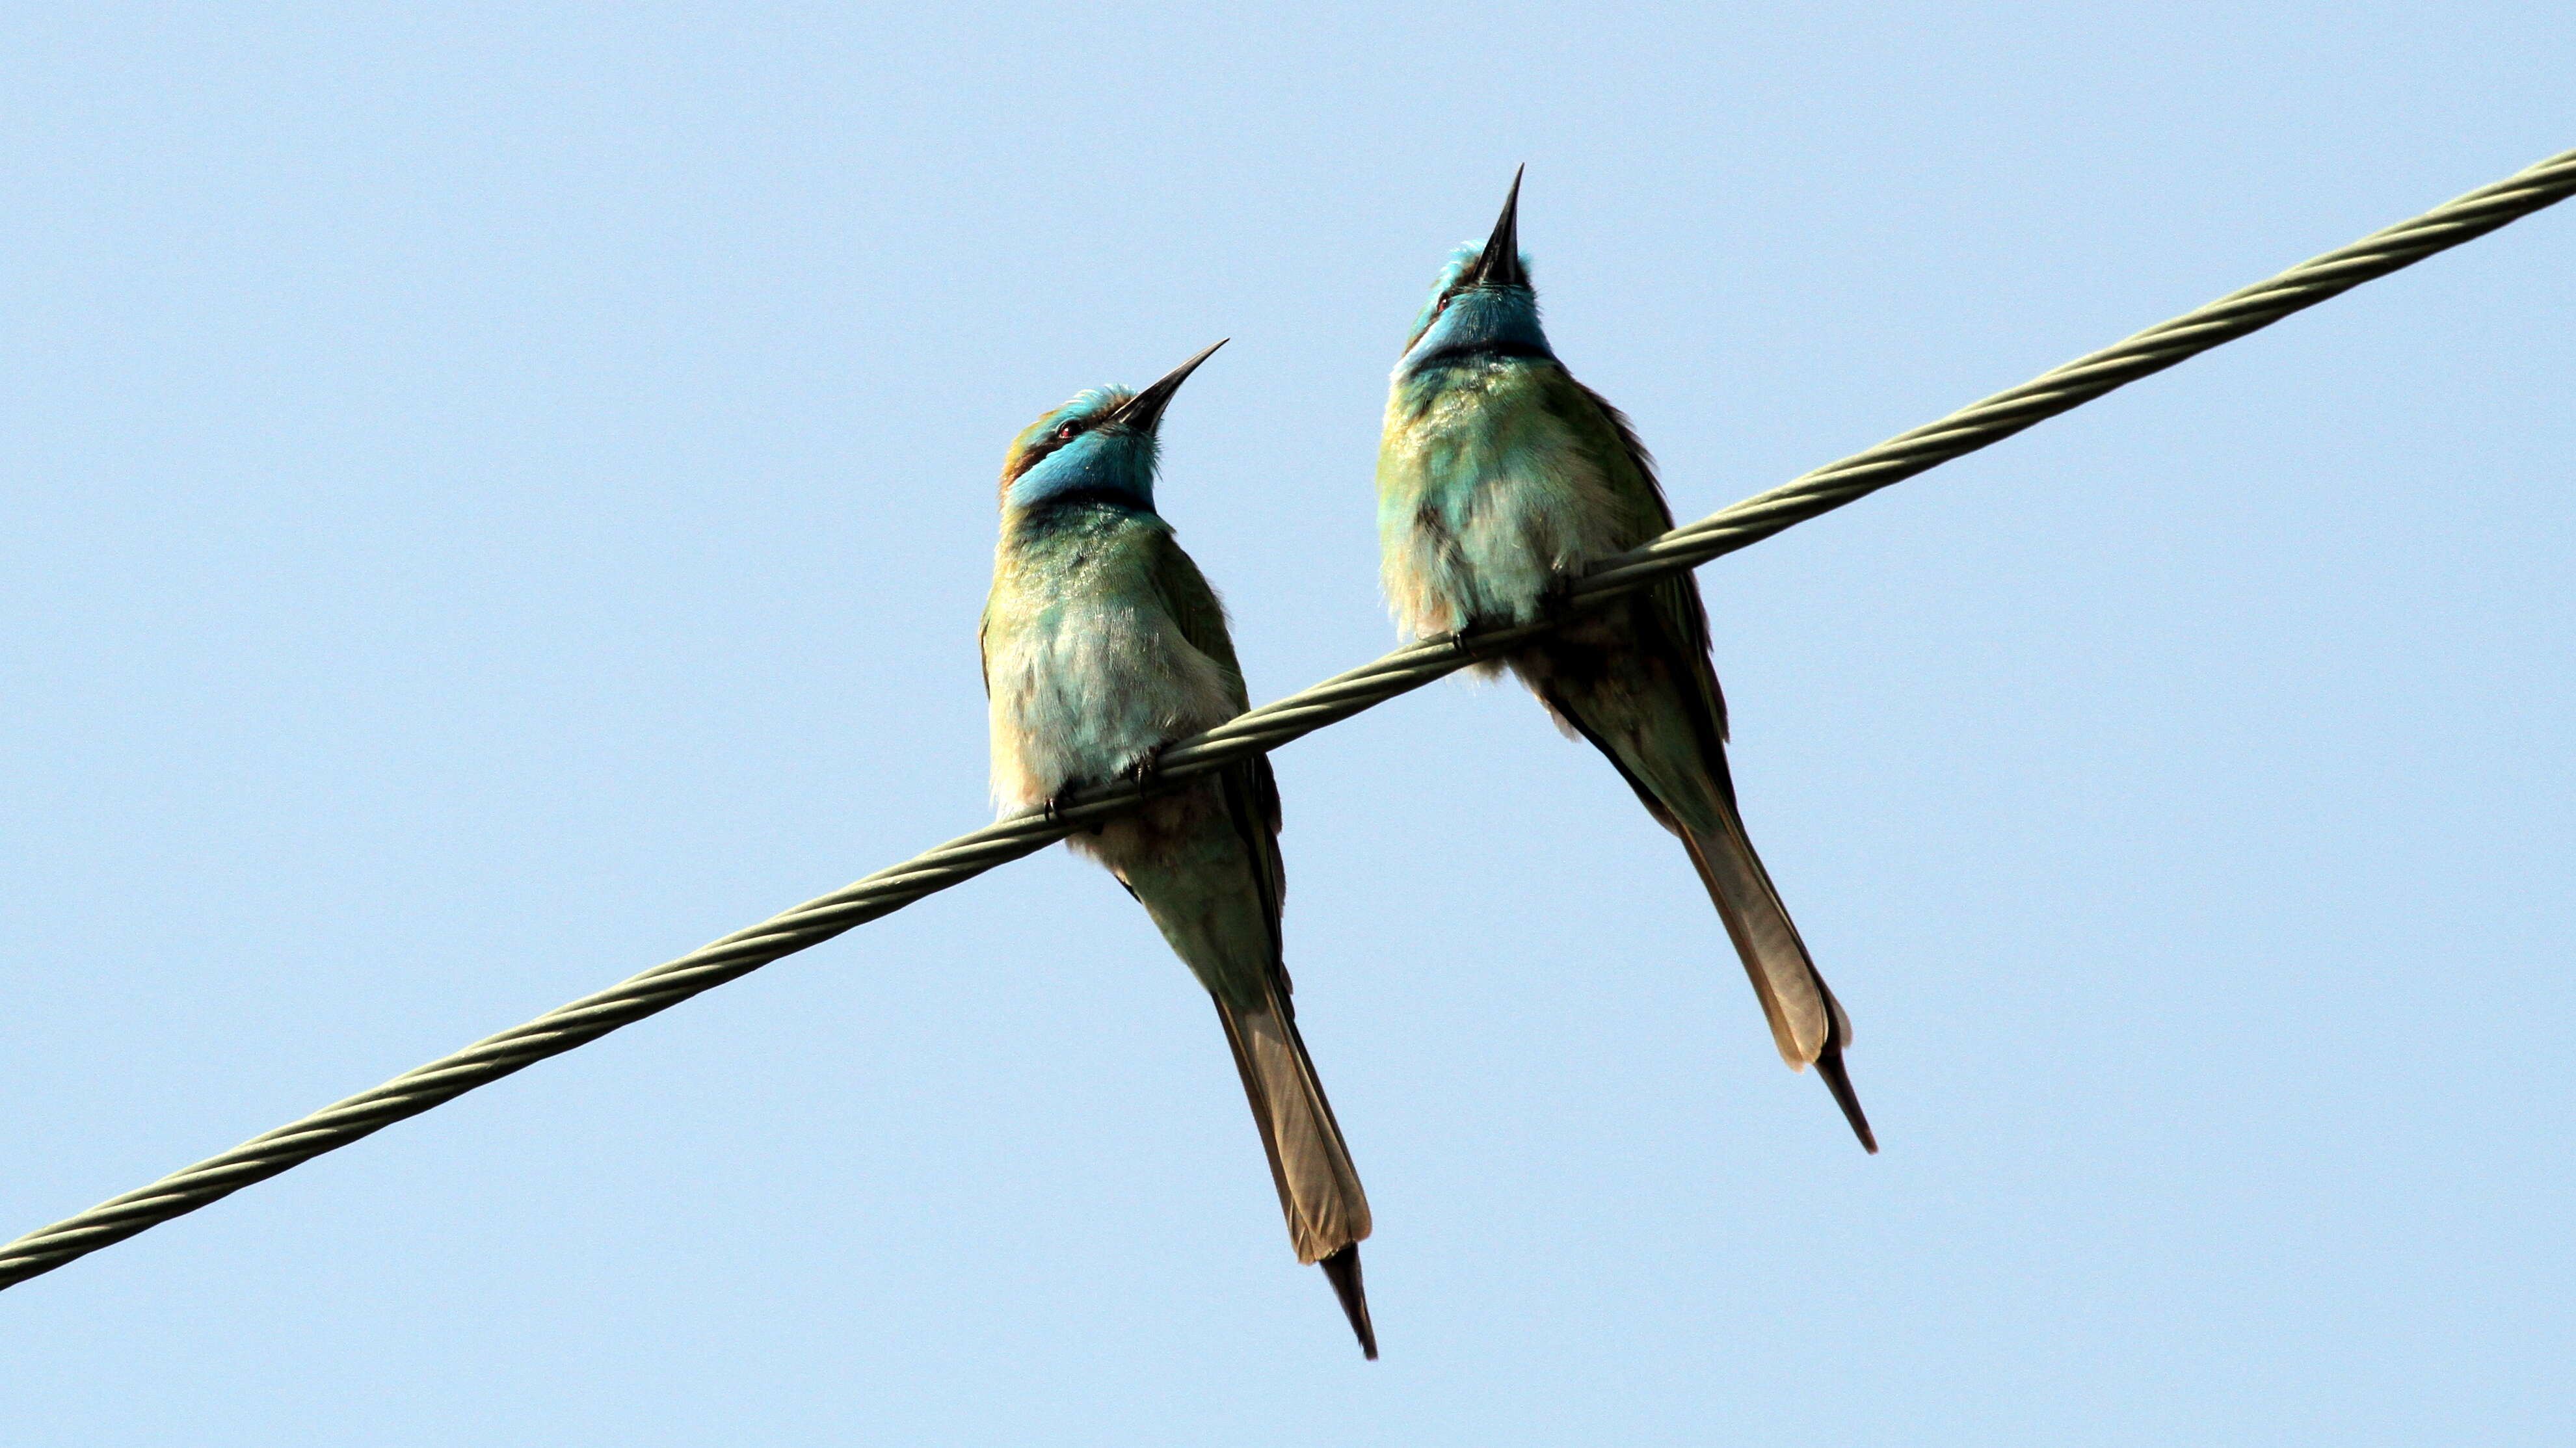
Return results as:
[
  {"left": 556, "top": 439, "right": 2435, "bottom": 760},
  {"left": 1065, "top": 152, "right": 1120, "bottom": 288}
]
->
[
  {"left": 985, "top": 528, "right": 1242, "bottom": 814},
  {"left": 1379, "top": 362, "right": 1630, "bottom": 636}
]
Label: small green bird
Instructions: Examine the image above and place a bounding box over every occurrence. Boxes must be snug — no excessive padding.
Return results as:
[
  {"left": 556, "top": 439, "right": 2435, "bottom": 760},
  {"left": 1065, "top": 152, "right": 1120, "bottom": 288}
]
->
[
  {"left": 1377, "top": 172, "right": 1876, "bottom": 1153},
  {"left": 982, "top": 343, "right": 1379, "bottom": 1356}
]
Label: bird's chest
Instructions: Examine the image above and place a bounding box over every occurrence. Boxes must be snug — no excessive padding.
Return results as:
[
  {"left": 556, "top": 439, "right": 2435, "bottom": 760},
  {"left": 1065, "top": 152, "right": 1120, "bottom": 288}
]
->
[
  {"left": 1378, "top": 376, "right": 1625, "bottom": 634},
  {"left": 984, "top": 546, "right": 1235, "bottom": 811}
]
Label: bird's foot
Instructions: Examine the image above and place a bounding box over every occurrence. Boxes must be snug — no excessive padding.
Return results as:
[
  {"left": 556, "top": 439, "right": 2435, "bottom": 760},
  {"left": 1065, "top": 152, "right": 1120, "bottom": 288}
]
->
[
  {"left": 1122, "top": 743, "right": 1172, "bottom": 799},
  {"left": 1536, "top": 563, "right": 1586, "bottom": 627},
  {"left": 1042, "top": 784, "right": 1104, "bottom": 836}
]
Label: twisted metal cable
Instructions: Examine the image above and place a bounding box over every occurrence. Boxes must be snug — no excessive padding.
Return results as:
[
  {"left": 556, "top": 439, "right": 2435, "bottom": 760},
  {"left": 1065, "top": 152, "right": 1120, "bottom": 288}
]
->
[{"left": 4, "top": 146, "right": 2568, "bottom": 1295}]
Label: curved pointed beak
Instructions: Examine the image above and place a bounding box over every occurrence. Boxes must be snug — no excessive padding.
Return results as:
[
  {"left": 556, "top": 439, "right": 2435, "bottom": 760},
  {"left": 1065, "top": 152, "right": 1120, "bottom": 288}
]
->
[
  {"left": 1108, "top": 339, "right": 1228, "bottom": 434},
  {"left": 1466, "top": 165, "right": 1528, "bottom": 289}
]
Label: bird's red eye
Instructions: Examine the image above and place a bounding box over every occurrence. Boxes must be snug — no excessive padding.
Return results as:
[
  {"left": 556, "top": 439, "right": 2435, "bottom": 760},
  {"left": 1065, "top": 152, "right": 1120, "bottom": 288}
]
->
[{"left": 1056, "top": 424, "right": 1076, "bottom": 441}]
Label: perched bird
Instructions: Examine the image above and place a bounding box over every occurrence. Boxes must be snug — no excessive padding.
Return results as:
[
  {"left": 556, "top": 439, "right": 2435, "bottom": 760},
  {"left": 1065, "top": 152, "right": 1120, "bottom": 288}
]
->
[
  {"left": 981, "top": 343, "right": 1380, "bottom": 1356},
  {"left": 1375, "top": 172, "right": 1876, "bottom": 1153}
]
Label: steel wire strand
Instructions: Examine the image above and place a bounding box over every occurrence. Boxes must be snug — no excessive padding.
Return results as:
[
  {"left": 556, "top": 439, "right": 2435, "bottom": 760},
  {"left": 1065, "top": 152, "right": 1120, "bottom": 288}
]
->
[{"left": 3, "top": 146, "right": 2569, "bottom": 1295}]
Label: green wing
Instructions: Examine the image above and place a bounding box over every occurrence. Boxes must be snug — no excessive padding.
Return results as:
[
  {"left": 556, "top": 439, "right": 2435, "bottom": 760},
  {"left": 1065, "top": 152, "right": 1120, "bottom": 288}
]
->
[
  {"left": 1147, "top": 533, "right": 1250, "bottom": 713},
  {"left": 1572, "top": 378, "right": 1733, "bottom": 757},
  {"left": 1149, "top": 532, "right": 1290, "bottom": 968}
]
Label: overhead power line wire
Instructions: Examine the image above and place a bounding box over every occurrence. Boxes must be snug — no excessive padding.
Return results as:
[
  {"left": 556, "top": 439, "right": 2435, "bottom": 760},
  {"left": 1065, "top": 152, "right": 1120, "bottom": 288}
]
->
[{"left": 3, "top": 146, "right": 2569, "bottom": 1295}]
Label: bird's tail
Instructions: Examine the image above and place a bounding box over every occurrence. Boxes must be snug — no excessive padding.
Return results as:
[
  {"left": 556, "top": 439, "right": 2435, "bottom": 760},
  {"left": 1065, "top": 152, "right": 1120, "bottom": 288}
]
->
[
  {"left": 1212, "top": 992, "right": 1378, "bottom": 1358},
  {"left": 1677, "top": 807, "right": 1878, "bottom": 1154}
]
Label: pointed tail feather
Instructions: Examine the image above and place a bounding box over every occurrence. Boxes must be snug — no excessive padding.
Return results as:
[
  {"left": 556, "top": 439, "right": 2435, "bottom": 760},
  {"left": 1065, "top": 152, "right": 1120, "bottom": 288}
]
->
[
  {"left": 1319, "top": 1244, "right": 1379, "bottom": 1360},
  {"left": 1213, "top": 993, "right": 1376, "bottom": 1352},
  {"left": 1812, "top": 995, "right": 1878, "bottom": 1155},
  {"left": 1678, "top": 811, "right": 1877, "bottom": 1153}
]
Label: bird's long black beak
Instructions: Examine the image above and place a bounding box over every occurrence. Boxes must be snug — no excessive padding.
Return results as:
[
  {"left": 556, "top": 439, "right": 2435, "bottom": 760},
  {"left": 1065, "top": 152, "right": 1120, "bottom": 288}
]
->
[
  {"left": 1465, "top": 165, "right": 1528, "bottom": 289},
  {"left": 1108, "top": 339, "right": 1227, "bottom": 433}
]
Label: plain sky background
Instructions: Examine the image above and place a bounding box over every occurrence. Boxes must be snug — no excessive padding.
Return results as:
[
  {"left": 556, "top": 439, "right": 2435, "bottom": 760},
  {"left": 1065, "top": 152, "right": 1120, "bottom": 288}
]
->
[{"left": 3, "top": 5, "right": 2570, "bottom": 1443}]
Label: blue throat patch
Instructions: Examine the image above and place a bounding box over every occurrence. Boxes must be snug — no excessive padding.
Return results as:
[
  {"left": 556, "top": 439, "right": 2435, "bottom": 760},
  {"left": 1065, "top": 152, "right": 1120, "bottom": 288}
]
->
[
  {"left": 1006, "top": 426, "right": 1160, "bottom": 514},
  {"left": 1400, "top": 282, "right": 1552, "bottom": 376}
]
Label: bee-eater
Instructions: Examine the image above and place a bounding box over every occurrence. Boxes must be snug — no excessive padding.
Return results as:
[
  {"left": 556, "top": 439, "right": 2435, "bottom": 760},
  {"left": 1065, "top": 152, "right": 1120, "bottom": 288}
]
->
[
  {"left": 1376, "top": 172, "right": 1877, "bottom": 1153},
  {"left": 982, "top": 343, "right": 1379, "bottom": 1356}
]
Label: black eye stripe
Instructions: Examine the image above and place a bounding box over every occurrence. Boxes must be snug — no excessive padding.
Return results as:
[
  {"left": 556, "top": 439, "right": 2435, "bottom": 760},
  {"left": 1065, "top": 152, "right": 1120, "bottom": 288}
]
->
[{"left": 1010, "top": 419, "right": 1087, "bottom": 478}]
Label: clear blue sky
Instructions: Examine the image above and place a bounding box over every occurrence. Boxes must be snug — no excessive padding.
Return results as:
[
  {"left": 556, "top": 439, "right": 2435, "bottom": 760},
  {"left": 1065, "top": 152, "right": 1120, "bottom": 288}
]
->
[{"left": 4, "top": 5, "right": 2569, "bottom": 1443}]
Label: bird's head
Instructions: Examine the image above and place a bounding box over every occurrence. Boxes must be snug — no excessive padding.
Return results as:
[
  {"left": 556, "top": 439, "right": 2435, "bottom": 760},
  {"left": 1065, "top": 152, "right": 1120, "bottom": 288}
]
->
[
  {"left": 999, "top": 341, "right": 1227, "bottom": 513},
  {"left": 1397, "top": 166, "right": 1548, "bottom": 372}
]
